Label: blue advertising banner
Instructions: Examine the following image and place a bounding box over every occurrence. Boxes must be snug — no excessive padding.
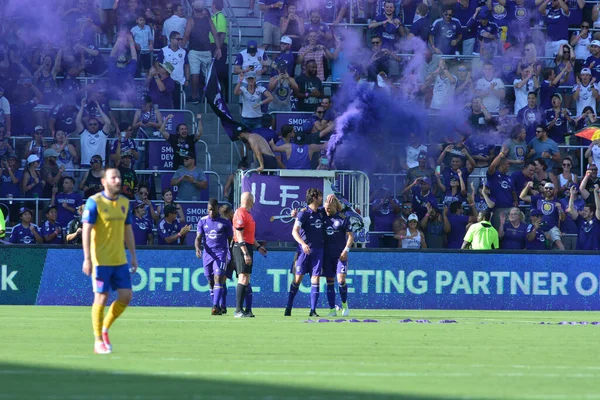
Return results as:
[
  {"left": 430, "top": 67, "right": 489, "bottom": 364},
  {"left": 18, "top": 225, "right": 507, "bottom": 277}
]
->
[
  {"left": 242, "top": 173, "right": 324, "bottom": 242},
  {"left": 35, "top": 250, "right": 600, "bottom": 310}
]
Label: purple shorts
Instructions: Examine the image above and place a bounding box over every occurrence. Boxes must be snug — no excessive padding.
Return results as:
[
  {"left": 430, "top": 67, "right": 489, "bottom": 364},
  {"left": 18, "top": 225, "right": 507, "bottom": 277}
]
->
[
  {"left": 294, "top": 248, "right": 323, "bottom": 276},
  {"left": 322, "top": 255, "right": 348, "bottom": 278},
  {"left": 203, "top": 259, "right": 227, "bottom": 277},
  {"left": 93, "top": 264, "right": 132, "bottom": 293}
]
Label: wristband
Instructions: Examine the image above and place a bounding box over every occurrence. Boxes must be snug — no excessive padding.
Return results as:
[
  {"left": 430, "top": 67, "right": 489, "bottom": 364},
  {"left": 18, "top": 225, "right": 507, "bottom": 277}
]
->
[{"left": 344, "top": 247, "right": 350, "bottom": 253}]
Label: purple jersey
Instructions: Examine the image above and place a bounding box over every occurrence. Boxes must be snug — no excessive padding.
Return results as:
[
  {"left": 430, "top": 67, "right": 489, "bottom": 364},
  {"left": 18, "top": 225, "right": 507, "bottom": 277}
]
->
[
  {"left": 295, "top": 207, "right": 325, "bottom": 250},
  {"left": 9, "top": 223, "right": 40, "bottom": 244},
  {"left": 583, "top": 55, "right": 600, "bottom": 82},
  {"left": 110, "top": 138, "right": 138, "bottom": 155},
  {"left": 474, "top": 194, "right": 495, "bottom": 213},
  {"left": 526, "top": 224, "right": 547, "bottom": 250},
  {"left": 575, "top": 216, "right": 600, "bottom": 250},
  {"left": 0, "top": 170, "right": 22, "bottom": 197},
  {"left": 486, "top": 170, "right": 515, "bottom": 208},
  {"left": 286, "top": 144, "right": 311, "bottom": 170},
  {"left": 132, "top": 214, "right": 152, "bottom": 245},
  {"left": 501, "top": 222, "right": 527, "bottom": 249},
  {"left": 559, "top": 197, "right": 580, "bottom": 235},
  {"left": 197, "top": 215, "right": 233, "bottom": 263},
  {"left": 323, "top": 212, "right": 350, "bottom": 255},
  {"left": 511, "top": 170, "right": 532, "bottom": 195},
  {"left": 530, "top": 195, "right": 560, "bottom": 230},
  {"left": 545, "top": 7, "right": 570, "bottom": 42},
  {"left": 447, "top": 214, "right": 469, "bottom": 249},
  {"left": 158, "top": 218, "right": 182, "bottom": 245},
  {"left": 371, "top": 198, "right": 400, "bottom": 231},
  {"left": 55, "top": 192, "right": 83, "bottom": 228},
  {"left": 42, "top": 220, "right": 63, "bottom": 244},
  {"left": 411, "top": 186, "right": 438, "bottom": 220}
]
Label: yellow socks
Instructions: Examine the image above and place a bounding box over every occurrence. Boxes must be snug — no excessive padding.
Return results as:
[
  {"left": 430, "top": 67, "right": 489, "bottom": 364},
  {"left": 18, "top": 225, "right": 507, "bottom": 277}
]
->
[
  {"left": 103, "top": 301, "right": 127, "bottom": 331},
  {"left": 91, "top": 304, "right": 105, "bottom": 339}
]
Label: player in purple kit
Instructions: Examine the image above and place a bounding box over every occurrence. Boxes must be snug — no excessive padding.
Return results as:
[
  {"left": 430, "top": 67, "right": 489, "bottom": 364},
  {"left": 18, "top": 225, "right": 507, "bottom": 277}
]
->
[
  {"left": 322, "top": 194, "right": 354, "bottom": 317},
  {"left": 566, "top": 185, "right": 600, "bottom": 250},
  {"left": 195, "top": 198, "right": 233, "bottom": 315},
  {"left": 42, "top": 205, "right": 64, "bottom": 244},
  {"left": 285, "top": 188, "right": 324, "bottom": 317},
  {"left": 9, "top": 207, "right": 43, "bottom": 244}
]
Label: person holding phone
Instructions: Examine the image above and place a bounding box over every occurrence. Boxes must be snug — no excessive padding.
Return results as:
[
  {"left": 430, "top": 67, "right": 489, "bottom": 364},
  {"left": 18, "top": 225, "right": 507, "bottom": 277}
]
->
[{"left": 268, "top": 60, "right": 298, "bottom": 112}]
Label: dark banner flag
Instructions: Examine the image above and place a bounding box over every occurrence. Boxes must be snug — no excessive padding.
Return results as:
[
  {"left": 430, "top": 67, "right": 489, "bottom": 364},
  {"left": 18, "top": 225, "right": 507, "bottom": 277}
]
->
[{"left": 203, "top": 59, "right": 245, "bottom": 141}]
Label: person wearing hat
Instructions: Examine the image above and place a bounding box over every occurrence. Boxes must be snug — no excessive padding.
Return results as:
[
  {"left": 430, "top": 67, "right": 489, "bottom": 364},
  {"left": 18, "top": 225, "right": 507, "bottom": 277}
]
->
[
  {"left": 573, "top": 68, "right": 599, "bottom": 117},
  {"left": 108, "top": 33, "right": 138, "bottom": 106},
  {"left": 583, "top": 40, "right": 600, "bottom": 81},
  {"left": 156, "top": 30, "right": 190, "bottom": 109},
  {"left": 268, "top": 59, "right": 299, "bottom": 112},
  {"left": 170, "top": 149, "right": 208, "bottom": 201},
  {"left": 233, "top": 40, "right": 270, "bottom": 83},
  {"left": 22, "top": 155, "right": 44, "bottom": 209},
  {"left": 270, "top": 126, "right": 326, "bottom": 170},
  {"left": 24, "top": 125, "right": 47, "bottom": 166},
  {"left": 182, "top": 0, "right": 222, "bottom": 104},
  {"left": 66, "top": 204, "right": 85, "bottom": 245},
  {"left": 146, "top": 62, "right": 175, "bottom": 109},
  {"left": 270, "top": 36, "right": 295, "bottom": 78},
  {"left": 520, "top": 180, "right": 566, "bottom": 250},
  {"left": 8, "top": 207, "right": 43, "bottom": 244},
  {"left": 131, "top": 200, "right": 154, "bottom": 246},
  {"left": 234, "top": 70, "right": 274, "bottom": 130},
  {"left": 525, "top": 209, "right": 549, "bottom": 250},
  {"left": 42, "top": 205, "right": 64, "bottom": 244},
  {"left": 544, "top": 92, "right": 574, "bottom": 145},
  {"left": 158, "top": 204, "right": 191, "bottom": 245},
  {"left": 41, "top": 148, "right": 65, "bottom": 199},
  {"left": 395, "top": 213, "right": 427, "bottom": 249},
  {"left": 280, "top": 3, "right": 304, "bottom": 52}
]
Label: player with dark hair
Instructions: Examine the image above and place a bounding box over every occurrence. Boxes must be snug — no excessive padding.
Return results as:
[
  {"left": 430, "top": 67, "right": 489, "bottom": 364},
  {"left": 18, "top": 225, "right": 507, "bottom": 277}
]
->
[
  {"left": 285, "top": 188, "right": 324, "bottom": 317},
  {"left": 82, "top": 168, "right": 138, "bottom": 354},
  {"left": 195, "top": 198, "right": 233, "bottom": 315}
]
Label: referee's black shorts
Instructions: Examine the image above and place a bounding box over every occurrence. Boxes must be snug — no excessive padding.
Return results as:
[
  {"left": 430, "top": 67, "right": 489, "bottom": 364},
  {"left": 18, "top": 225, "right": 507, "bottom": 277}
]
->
[{"left": 233, "top": 243, "right": 253, "bottom": 275}]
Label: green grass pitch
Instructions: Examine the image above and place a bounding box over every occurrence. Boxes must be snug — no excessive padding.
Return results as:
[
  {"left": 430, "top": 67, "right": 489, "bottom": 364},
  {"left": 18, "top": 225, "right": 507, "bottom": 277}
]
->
[{"left": 1, "top": 306, "right": 599, "bottom": 400}]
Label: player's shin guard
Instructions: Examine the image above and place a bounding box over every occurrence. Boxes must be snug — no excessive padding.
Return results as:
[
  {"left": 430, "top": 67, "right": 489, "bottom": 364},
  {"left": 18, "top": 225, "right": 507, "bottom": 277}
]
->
[
  {"left": 245, "top": 284, "right": 253, "bottom": 312},
  {"left": 236, "top": 283, "right": 247, "bottom": 313},
  {"left": 339, "top": 282, "right": 348, "bottom": 303},
  {"left": 326, "top": 282, "right": 335, "bottom": 309},
  {"left": 213, "top": 285, "right": 223, "bottom": 307},
  {"left": 92, "top": 304, "right": 105, "bottom": 339},
  {"left": 103, "top": 301, "right": 127, "bottom": 330},
  {"left": 286, "top": 283, "right": 299, "bottom": 309},
  {"left": 310, "top": 284, "right": 320, "bottom": 311}
]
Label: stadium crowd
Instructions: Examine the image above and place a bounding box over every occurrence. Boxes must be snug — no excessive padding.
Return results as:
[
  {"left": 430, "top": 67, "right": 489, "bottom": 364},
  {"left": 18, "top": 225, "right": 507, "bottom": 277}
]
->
[{"left": 1, "top": 0, "right": 600, "bottom": 251}]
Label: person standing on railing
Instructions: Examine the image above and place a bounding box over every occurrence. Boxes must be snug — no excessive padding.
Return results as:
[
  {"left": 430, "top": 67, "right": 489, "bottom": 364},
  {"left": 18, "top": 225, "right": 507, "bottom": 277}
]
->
[
  {"left": 235, "top": 126, "right": 280, "bottom": 172},
  {"left": 170, "top": 150, "right": 208, "bottom": 201},
  {"left": 156, "top": 31, "right": 190, "bottom": 109},
  {"left": 76, "top": 98, "right": 112, "bottom": 167},
  {"left": 539, "top": 0, "right": 570, "bottom": 63},
  {"left": 159, "top": 113, "right": 203, "bottom": 169}
]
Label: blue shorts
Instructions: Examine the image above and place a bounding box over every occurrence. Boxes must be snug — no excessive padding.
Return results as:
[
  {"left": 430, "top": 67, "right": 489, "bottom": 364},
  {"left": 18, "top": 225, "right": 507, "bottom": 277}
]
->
[
  {"left": 294, "top": 248, "right": 323, "bottom": 276},
  {"left": 203, "top": 259, "right": 227, "bottom": 277},
  {"left": 93, "top": 264, "right": 132, "bottom": 293},
  {"left": 322, "top": 255, "right": 348, "bottom": 278}
]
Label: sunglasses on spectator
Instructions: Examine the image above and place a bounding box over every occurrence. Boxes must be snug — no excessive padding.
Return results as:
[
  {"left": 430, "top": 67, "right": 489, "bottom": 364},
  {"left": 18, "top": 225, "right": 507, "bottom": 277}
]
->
[
  {"left": 316, "top": 111, "right": 324, "bottom": 114},
  {"left": 91, "top": 159, "right": 101, "bottom": 164},
  {"left": 457, "top": 68, "right": 467, "bottom": 72},
  {"left": 582, "top": 24, "right": 590, "bottom": 28},
  {"left": 183, "top": 156, "right": 191, "bottom": 160},
  {"left": 535, "top": 129, "right": 543, "bottom": 133},
  {"left": 590, "top": 168, "right": 598, "bottom": 171},
  {"left": 563, "top": 163, "right": 571, "bottom": 167}
]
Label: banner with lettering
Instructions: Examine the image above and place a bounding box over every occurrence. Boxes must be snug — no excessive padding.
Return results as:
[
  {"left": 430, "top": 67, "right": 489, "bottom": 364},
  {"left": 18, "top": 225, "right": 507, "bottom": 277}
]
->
[
  {"left": 241, "top": 173, "right": 324, "bottom": 242},
  {"left": 146, "top": 111, "right": 189, "bottom": 169},
  {"left": 274, "top": 112, "right": 312, "bottom": 133}
]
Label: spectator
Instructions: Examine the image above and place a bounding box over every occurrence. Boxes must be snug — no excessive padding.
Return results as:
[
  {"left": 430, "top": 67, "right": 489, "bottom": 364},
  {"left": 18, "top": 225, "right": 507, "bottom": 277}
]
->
[
  {"left": 111, "top": 122, "right": 139, "bottom": 166},
  {"left": 24, "top": 126, "right": 47, "bottom": 166},
  {"left": 271, "top": 131, "right": 325, "bottom": 169},
  {"left": 539, "top": 67, "right": 566, "bottom": 110},
  {"left": 502, "top": 125, "right": 528, "bottom": 175},
  {"left": 156, "top": 31, "right": 190, "bottom": 109},
  {"left": 579, "top": 164, "right": 600, "bottom": 204},
  {"left": 486, "top": 151, "right": 518, "bottom": 228},
  {"left": 584, "top": 139, "right": 600, "bottom": 167},
  {"left": 440, "top": 154, "right": 473, "bottom": 188},
  {"left": 162, "top": 2, "right": 187, "bottom": 42},
  {"left": 429, "top": 7, "right": 462, "bottom": 55},
  {"left": 304, "top": 9, "right": 332, "bottom": 46},
  {"left": 236, "top": 126, "right": 280, "bottom": 172},
  {"left": 97, "top": 0, "right": 116, "bottom": 46},
  {"left": 49, "top": 103, "right": 79, "bottom": 137},
  {"left": 137, "top": 184, "right": 159, "bottom": 223},
  {"left": 75, "top": 98, "right": 111, "bottom": 167},
  {"left": 66, "top": 204, "right": 84, "bottom": 245},
  {"left": 302, "top": 106, "right": 334, "bottom": 140},
  {"left": 404, "top": 176, "right": 438, "bottom": 220},
  {"left": 427, "top": 59, "right": 457, "bottom": 111},
  {"left": 419, "top": 203, "right": 445, "bottom": 249},
  {"left": 233, "top": 40, "right": 270, "bottom": 82},
  {"left": 557, "top": 156, "right": 578, "bottom": 197},
  {"left": 182, "top": 1, "right": 222, "bottom": 103},
  {"left": 131, "top": 200, "right": 154, "bottom": 245},
  {"left": 513, "top": 67, "right": 539, "bottom": 116},
  {"left": 573, "top": 68, "right": 599, "bottom": 117},
  {"left": 472, "top": 181, "right": 496, "bottom": 213},
  {"left": 368, "top": 0, "right": 405, "bottom": 79},
  {"left": 575, "top": 107, "right": 598, "bottom": 147},
  {"left": 558, "top": 182, "right": 581, "bottom": 250},
  {"left": 520, "top": 181, "right": 566, "bottom": 250},
  {"left": 406, "top": 152, "right": 435, "bottom": 188},
  {"left": 211, "top": 0, "right": 229, "bottom": 99},
  {"left": 133, "top": 96, "right": 163, "bottom": 138},
  {"left": 466, "top": 6, "right": 499, "bottom": 55},
  {"left": 159, "top": 113, "right": 203, "bottom": 169},
  {"left": 62, "top": 0, "right": 102, "bottom": 45},
  {"left": 570, "top": 21, "right": 592, "bottom": 61},
  {"left": 108, "top": 33, "right": 138, "bottom": 107},
  {"left": 475, "top": 62, "right": 505, "bottom": 113},
  {"left": 21, "top": 155, "right": 44, "bottom": 209},
  {"left": 498, "top": 207, "right": 527, "bottom": 249},
  {"left": 79, "top": 155, "right": 104, "bottom": 198},
  {"left": 403, "top": 134, "right": 428, "bottom": 171},
  {"left": 52, "top": 176, "right": 82, "bottom": 228},
  {"left": 170, "top": 151, "right": 208, "bottom": 201},
  {"left": 42, "top": 205, "right": 64, "bottom": 244},
  {"left": 408, "top": 3, "right": 431, "bottom": 43},
  {"left": 116, "top": 152, "right": 138, "bottom": 200},
  {"left": 466, "top": 97, "right": 494, "bottom": 135},
  {"left": 158, "top": 204, "right": 191, "bottom": 245},
  {"left": 280, "top": 2, "right": 304, "bottom": 52},
  {"left": 9, "top": 207, "right": 43, "bottom": 244},
  {"left": 531, "top": 157, "right": 559, "bottom": 195},
  {"left": 258, "top": 0, "right": 285, "bottom": 51},
  {"left": 368, "top": 187, "right": 401, "bottom": 247},
  {"left": 0, "top": 124, "right": 13, "bottom": 159},
  {"left": 51, "top": 131, "right": 77, "bottom": 175},
  {"left": 0, "top": 87, "right": 11, "bottom": 136},
  {"left": 461, "top": 210, "right": 499, "bottom": 250},
  {"left": 270, "top": 37, "right": 295, "bottom": 77},
  {"left": 147, "top": 62, "right": 175, "bottom": 109},
  {"left": 516, "top": 92, "right": 544, "bottom": 143},
  {"left": 544, "top": 93, "right": 573, "bottom": 145},
  {"left": 0, "top": 153, "right": 21, "bottom": 224},
  {"left": 156, "top": 188, "right": 185, "bottom": 222},
  {"left": 519, "top": 43, "right": 543, "bottom": 79},
  {"left": 395, "top": 213, "right": 427, "bottom": 249},
  {"left": 528, "top": 125, "right": 561, "bottom": 173},
  {"left": 392, "top": 201, "right": 413, "bottom": 233},
  {"left": 567, "top": 185, "right": 600, "bottom": 250},
  {"left": 297, "top": 31, "right": 333, "bottom": 81},
  {"left": 294, "top": 60, "right": 323, "bottom": 112},
  {"left": 539, "top": 0, "right": 570, "bottom": 60},
  {"left": 553, "top": 45, "right": 576, "bottom": 95},
  {"left": 268, "top": 60, "right": 298, "bottom": 112},
  {"left": 131, "top": 14, "right": 154, "bottom": 77},
  {"left": 234, "top": 71, "right": 273, "bottom": 130},
  {"left": 41, "top": 148, "right": 65, "bottom": 199},
  {"left": 583, "top": 40, "right": 600, "bottom": 82},
  {"left": 32, "top": 51, "right": 61, "bottom": 106},
  {"left": 367, "top": 35, "right": 399, "bottom": 82},
  {"left": 444, "top": 200, "right": 476, "bottom": 250},
  {"left": 117, "top": 0, "right": 144, "bottom": 31},
  {"left": 10, "top": 81, "right": 43, "bottom": 136},
  {"left": 223, "top": 159, "right": 250, "bottom": 204},
  {"left": 526, "top": 209, "right": 549, "bottom": 250}
]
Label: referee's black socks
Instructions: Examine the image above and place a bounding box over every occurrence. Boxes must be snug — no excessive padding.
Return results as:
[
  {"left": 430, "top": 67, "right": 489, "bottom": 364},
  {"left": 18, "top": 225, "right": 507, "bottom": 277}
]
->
[{"left": 236, "top": 283, "right": 247, "bottom": 312}]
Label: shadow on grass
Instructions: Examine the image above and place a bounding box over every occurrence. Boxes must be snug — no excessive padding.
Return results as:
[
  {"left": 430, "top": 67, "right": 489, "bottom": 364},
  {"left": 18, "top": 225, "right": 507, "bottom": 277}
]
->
[{"left": 0, "top": 361, "right": 470, "bottom": 400}]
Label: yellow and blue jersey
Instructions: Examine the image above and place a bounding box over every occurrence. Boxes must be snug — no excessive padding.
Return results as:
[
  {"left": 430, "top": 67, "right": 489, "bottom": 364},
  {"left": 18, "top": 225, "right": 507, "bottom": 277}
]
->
[{"left": 82, "top": 192, "right": 132, "bottom": 267}]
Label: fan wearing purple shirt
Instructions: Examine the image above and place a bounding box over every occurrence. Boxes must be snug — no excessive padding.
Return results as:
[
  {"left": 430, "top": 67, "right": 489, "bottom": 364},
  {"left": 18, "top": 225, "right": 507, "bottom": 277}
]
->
[
  {"left": 42, "top": 205, "right": 64, "bottom": 244},
  {"left": 285, "top": 188, "right": 324, "bottom": 317},
  {"left": 539, "top": 0, "right": 570, "bottom": 61},
  {"left": 403, "top": 176, "right": 438, "bottom": 220},
  {"left": 498, "top": 208, "right": 527, "bottom": 249},
  {"left": 131, "top": 201, "right": 154, "bottom": 246},
  {"left": 520, "top": 181, "right": 566, "bottom": 250},
  {"left": 9, "top": 207, "right": 43, "bottom": 244},
  {"left": 53, "top": 176, "right": 83, "bottom": 228},
  {"left": 195, "top": 199, "right": 233, "bottom": 315},
  {"left": 443, "top": 200, "right": 477, "bottom": 249},
  {"left": 486, "top": 151, "right": 518, "bottom": 229},
  {"left": 526, "top": 209, "right": 549, "bottom": 250},
  {"left": 566, "top": 185, "right": 600, "bottom": 250}
]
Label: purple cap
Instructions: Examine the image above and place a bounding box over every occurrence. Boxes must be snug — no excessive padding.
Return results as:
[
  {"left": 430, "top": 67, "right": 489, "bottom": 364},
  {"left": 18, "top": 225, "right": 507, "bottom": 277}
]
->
[
  {"left": 247, "top": 40, "right": 258, "bottom": 52},
  {"left": 530, "top": 209, "right": 543, "bottom": 217}
]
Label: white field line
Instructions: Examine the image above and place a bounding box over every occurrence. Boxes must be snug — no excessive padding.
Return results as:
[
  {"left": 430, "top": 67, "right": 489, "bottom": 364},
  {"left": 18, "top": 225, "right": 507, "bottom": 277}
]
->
[{"left": 1, "top": 395, "right": 600, "bottom": 400}]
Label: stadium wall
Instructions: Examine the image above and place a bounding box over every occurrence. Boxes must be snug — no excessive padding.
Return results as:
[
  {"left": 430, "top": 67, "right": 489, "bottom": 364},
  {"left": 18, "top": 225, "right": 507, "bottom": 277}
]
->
[{"left": 2, "top": 247, "right": 600, "bottom": 310}]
